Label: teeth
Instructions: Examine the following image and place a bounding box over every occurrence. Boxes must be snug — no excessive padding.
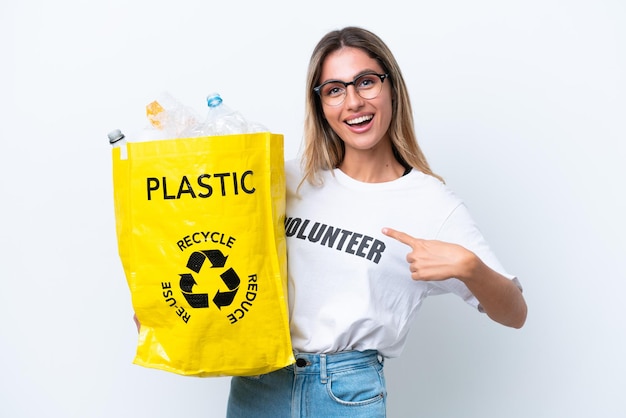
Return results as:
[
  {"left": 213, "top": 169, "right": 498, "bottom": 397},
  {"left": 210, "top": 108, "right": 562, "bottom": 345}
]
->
[{"left": 346, "top": 115, "right": 373, "bottom": 125}]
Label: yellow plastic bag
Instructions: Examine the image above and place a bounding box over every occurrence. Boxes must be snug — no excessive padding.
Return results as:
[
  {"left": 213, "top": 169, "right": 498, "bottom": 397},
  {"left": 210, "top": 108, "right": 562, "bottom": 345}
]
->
[{"left": 112, "top": 132, "right": 294, "bottom": 376}]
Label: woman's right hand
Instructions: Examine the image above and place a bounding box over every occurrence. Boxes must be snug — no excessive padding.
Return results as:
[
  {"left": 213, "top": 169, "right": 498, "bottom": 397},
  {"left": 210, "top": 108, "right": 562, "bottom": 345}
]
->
[{"left": 133, "top": 313, "right": 140, "bottom": 333}]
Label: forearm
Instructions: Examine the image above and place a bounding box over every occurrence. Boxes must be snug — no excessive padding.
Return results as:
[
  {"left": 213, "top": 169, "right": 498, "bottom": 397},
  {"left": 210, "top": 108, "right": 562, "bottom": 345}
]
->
[
  {"left": 459, "top": 254, "right": 527, "bottom": 329},
  {"left": 380, "top": 227, "right": 528, "bottom": 327}
]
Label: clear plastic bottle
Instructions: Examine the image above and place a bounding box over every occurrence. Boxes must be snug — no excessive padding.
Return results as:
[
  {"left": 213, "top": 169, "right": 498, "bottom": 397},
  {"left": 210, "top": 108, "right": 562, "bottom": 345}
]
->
[
  {"left": 108, "top": 129, "right": 127, "bottom": 159},
  {"left": 137, "top": 92, "right": 200, "bottom": 141},
  {"left": 191, "top": 93, "right": 254, "bottom": 136}
]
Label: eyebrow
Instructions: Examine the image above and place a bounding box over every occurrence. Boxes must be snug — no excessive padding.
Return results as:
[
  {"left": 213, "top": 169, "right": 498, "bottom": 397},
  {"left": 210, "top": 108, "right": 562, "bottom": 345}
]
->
[{"left": 319, "top": 69, "right": 382, "bottom": 85}]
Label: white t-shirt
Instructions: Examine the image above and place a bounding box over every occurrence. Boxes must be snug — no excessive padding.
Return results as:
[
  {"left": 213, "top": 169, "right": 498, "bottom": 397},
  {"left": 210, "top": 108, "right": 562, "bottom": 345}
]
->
[{"left": 285, "top": 159, "right": 519, "bottom": 358}]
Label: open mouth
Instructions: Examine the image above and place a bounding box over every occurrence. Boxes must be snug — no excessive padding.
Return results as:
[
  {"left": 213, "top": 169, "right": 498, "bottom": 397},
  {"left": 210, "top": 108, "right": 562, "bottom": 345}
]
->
[{"left": 346, "top": 115, "right": 373, "bottom": 126}]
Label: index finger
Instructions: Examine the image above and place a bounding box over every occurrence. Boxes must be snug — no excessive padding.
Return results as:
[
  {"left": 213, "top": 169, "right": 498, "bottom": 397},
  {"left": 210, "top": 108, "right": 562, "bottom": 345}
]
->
[{"left": 381, "top": 227, "right": 416, "bottom": 247}]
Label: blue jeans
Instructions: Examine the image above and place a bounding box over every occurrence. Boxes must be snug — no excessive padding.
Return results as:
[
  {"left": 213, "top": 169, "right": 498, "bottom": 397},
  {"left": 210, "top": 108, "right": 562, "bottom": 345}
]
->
[{"left": 226, "top": 350, "right": 387, "bottom": 418}]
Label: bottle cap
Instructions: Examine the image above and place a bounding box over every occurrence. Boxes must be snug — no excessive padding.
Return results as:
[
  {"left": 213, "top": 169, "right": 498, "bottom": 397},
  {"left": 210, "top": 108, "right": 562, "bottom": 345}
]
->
[
  {"left": 206, "top": 93, "right": 223, "bottom": 108},
  {"left": 108, "top": 129, "right": 125, "bottom": 144}
]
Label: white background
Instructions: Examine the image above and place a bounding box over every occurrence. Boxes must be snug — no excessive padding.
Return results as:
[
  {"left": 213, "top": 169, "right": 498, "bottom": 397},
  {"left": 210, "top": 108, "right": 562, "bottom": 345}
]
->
[{"left": 1, "top": 0, "right": 625, "bottom": 417}]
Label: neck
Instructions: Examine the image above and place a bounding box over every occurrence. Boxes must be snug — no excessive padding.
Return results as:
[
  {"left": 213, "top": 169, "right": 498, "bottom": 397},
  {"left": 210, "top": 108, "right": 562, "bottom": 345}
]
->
[{"left": 338, "top": 153, "right": 406, "bottom": 183}]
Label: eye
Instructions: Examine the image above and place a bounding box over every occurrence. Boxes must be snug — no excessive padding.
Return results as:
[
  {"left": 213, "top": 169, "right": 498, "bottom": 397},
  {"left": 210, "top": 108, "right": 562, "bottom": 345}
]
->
[
  {"left": 323, "top": 83, "right": 345, "bottom": 98},
  {"left": 357, "top": 74, "right": 379, "bottom": 90}
]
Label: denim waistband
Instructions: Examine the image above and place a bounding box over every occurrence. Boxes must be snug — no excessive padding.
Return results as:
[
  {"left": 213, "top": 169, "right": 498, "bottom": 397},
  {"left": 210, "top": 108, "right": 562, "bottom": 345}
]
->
[{"left": 291, "top": 350, "right": 382, "bottom": 383}]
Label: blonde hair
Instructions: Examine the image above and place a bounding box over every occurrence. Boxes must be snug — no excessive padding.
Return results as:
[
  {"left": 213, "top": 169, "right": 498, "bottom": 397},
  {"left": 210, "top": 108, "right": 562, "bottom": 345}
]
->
[{"left": 300, "top": 26, "right": 443, "bottom": 187}]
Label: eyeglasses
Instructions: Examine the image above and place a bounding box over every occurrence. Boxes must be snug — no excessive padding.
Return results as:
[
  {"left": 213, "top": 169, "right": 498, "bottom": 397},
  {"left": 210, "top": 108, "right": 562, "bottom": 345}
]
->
[{"left": 313, "top": 72, "right": 389, "bottom": 106}]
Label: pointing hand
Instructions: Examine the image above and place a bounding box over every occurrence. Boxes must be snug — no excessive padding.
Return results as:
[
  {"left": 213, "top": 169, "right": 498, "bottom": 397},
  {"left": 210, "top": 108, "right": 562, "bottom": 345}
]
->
[{"left": 382, "top": 227, "right": 474, "bottom": 281}]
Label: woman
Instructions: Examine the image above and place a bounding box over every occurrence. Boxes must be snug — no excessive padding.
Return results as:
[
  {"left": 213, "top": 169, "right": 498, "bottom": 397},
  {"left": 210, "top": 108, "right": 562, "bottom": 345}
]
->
[{"left": 226, "top": 26, "right": 527, "bottom": 418}]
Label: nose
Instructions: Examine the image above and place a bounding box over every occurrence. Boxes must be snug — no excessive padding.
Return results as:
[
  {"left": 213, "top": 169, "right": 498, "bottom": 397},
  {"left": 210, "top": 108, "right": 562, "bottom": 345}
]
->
[{"left": 344, "top": 84, "right": 364, "bottom": 108}]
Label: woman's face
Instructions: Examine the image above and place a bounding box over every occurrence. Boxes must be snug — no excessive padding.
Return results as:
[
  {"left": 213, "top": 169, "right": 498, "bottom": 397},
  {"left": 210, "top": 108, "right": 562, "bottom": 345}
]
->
[{"left": 318, "top": 47, "right": 393, "bottom": 158}]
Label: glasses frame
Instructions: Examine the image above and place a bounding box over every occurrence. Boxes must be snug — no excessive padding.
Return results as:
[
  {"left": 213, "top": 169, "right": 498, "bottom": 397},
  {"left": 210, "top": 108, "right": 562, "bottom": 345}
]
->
[{"left": 313, "top": 72, "right": 389, "bottom": 106}]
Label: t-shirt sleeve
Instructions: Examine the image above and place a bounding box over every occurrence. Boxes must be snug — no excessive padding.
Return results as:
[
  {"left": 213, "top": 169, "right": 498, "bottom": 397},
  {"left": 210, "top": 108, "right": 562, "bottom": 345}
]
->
[{"left": 428, "top": 202, "right": 523, "bottom": 311}]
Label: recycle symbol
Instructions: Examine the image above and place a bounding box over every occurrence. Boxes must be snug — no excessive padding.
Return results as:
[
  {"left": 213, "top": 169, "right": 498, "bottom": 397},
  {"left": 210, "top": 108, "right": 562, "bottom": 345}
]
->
[{"left": 179, "top": 249, "right": 240, "bottom": 309}]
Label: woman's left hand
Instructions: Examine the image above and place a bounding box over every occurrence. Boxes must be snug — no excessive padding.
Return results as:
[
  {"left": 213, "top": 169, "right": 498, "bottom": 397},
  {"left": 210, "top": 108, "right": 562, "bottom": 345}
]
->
[
  {"left": 382, "top": 227, "right": 527, "bottom": 328},
  {"left": 381, "top": 227, "right": 475, "bottom": 281}
]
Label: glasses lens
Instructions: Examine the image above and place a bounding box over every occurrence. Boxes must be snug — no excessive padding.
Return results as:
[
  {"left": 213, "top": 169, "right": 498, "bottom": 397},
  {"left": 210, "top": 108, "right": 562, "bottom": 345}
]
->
[
  {"left": 320, "top": 82, "right": 346, "bottom": 106},
  {"left": 355, "top": 74, "right": 384, "bottom": 100}
]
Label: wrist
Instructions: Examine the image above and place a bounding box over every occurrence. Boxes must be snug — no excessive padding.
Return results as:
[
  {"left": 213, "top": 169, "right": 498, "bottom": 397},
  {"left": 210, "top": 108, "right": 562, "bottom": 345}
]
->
[{"left": 456, "top": 248, "right": 481, "bottom": 284}]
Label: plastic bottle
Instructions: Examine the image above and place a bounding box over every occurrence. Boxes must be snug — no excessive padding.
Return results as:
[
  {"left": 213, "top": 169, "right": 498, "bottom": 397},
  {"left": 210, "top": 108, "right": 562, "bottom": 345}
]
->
[
  {"left": 108, "top": 129, "right": 127, "bottom": 159},
  {"left": 191, "top": 93, "right": 254, "bottom": 136},
  {"left": 137, "top": 92, "right": 200, "bottom": 141}
]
